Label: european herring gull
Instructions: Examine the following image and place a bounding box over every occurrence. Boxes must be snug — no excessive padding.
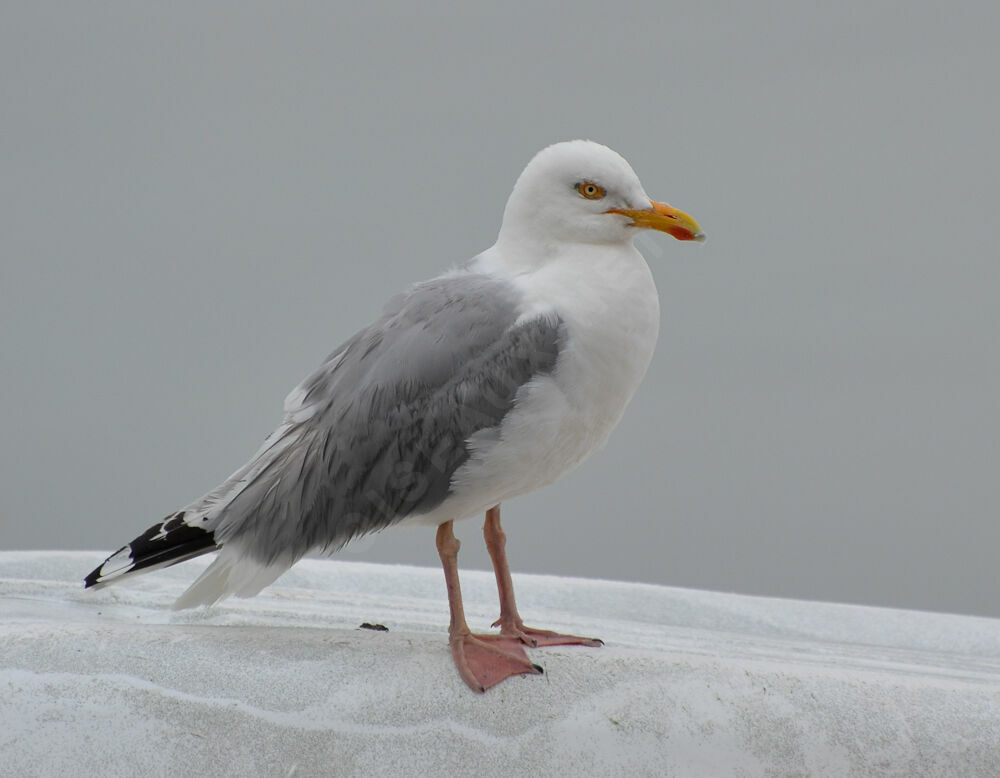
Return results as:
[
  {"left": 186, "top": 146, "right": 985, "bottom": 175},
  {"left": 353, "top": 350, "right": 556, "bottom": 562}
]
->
[{"left": 85, "top": 140, "right": 704, "bottom": 692}]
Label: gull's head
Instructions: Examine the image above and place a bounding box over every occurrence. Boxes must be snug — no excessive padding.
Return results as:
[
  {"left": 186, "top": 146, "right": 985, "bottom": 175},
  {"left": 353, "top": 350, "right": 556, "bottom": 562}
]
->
[{"left": 498, "top": 140, "right": 704, "bottom": 249}]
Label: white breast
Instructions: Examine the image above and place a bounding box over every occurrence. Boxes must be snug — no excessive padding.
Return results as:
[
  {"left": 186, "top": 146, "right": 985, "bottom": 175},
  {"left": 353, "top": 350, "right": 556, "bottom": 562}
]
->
[{"left": 416, "top": 242, "right": 660, "bottom": 526}]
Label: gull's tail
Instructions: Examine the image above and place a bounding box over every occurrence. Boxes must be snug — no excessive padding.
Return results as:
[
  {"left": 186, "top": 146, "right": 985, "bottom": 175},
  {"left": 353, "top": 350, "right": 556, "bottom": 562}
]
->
[
  {"left": 83, "top": 421, "right": 310, "bottom": 608},
  {"left": 83, "top": 508, "right": 292, "bottom": 610}
]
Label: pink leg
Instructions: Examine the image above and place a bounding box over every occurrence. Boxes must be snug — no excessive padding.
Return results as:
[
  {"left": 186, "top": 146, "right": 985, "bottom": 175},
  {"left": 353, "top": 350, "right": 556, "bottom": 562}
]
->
[
  {"left": 484, "top": 505, "right": 604, "bottom": 648},
  {"left": 436, "top": 521, "right": 542, "bottom": 692}
]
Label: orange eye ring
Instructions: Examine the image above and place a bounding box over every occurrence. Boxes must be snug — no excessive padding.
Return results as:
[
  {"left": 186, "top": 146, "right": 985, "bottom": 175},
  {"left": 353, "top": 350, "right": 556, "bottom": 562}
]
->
[{"left": 576, "top": 181, "right": 606, "bottom": 200}]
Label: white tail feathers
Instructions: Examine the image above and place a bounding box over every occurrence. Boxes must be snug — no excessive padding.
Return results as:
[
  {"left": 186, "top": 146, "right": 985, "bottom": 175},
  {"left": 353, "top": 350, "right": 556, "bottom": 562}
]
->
[{"left": 172, "top": 544, "right": 292, "bottom": 610}]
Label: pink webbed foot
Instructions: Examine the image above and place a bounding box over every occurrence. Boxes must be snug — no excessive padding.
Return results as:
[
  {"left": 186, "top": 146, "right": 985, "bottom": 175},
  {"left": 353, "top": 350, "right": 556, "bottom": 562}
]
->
[
  {"left": 481, "top": 507, "right": 604, "bottom": 652},
  {"left": 450, "top": 632, "right": 543, "bottom": 693},
  {"left": 494, "top": 618, "right": 604, "bottom": 648}
]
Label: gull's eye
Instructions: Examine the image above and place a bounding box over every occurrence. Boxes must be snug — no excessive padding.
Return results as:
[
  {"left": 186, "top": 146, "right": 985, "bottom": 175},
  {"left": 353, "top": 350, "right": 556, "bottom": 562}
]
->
[{"left": 576, "top": 181, "right": 606, "bottom": 200}]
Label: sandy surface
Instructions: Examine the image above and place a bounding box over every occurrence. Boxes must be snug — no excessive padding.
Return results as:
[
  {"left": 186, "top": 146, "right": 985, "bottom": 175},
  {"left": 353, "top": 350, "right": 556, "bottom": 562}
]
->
[{"left": 2, "top": 551, "right": 999, "bottom": 776}]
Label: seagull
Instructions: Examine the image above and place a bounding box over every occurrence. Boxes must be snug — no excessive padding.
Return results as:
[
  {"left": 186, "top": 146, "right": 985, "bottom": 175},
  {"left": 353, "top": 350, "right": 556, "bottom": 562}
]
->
[{"left": 84, "top": 140, "right": 704, "bottom": 692}]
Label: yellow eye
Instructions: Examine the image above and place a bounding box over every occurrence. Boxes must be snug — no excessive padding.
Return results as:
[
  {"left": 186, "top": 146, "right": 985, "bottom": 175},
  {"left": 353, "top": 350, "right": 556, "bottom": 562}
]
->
[{"left": 576, "top": 181, "right": 606, "bottom": 200}]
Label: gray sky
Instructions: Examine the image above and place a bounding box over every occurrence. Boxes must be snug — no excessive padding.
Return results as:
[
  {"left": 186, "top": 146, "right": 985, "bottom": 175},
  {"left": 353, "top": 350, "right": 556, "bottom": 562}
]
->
[{"left": 3, "top": 3, "right": 998, "bottom": 617}]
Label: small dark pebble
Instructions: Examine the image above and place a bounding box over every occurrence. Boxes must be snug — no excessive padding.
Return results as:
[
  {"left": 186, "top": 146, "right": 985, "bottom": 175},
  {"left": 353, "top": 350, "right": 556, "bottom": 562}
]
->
[{"left": 359, "top": 622, "right": 389, "bottom": 632}]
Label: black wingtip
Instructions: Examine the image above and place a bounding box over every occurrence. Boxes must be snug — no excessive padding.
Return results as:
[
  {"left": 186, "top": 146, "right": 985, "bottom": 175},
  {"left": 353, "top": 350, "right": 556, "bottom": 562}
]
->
[
  {"left": 83, "top": 543, "right": 131, "bottom": 590},
  {"left": 82, "top": 512, "right": 218, "bottom": 590}
]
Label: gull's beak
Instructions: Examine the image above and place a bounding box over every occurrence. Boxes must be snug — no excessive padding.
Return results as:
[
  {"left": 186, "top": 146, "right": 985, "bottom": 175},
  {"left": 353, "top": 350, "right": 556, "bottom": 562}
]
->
[{"left": 606, "top": 201, "right": 705, "bottom": 242}]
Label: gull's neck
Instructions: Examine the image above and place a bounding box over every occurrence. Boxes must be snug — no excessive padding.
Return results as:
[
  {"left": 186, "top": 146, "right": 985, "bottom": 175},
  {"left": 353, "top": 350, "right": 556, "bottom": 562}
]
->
[{"left": 489, "top": 230, "right": 637, "bottom": 277}]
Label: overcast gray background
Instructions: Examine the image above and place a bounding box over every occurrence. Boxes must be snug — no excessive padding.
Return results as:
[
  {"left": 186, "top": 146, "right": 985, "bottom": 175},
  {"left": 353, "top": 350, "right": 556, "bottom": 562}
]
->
[{"left": 3, "top": 3, "right": 997, "bottom": 617}]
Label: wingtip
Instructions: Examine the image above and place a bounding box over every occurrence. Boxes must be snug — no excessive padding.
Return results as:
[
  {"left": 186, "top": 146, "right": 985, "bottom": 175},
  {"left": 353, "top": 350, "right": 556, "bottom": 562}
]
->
[
  {"left": 83, "top": 545, "right": 136, "bottom": 590},
  {"left": 83, "top": 567, "right": 114, "bottom": 590}
]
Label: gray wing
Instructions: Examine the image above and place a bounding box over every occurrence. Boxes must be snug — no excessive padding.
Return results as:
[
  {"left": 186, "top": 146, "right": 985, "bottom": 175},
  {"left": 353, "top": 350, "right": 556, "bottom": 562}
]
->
[{"left": 209, "top": 273, "right": 564, "bottom": 565}]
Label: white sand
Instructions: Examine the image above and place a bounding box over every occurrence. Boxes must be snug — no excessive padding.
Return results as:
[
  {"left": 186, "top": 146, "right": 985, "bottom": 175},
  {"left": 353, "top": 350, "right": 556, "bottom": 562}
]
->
[{"left": 2, "top": 551, "right": 999, "bottom": 776}]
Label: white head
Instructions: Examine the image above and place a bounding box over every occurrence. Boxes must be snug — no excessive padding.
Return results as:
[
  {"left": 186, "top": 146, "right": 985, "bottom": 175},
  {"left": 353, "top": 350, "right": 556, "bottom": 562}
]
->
[{"left": 497, "top": 140, "right": 703, "bottom": 249}]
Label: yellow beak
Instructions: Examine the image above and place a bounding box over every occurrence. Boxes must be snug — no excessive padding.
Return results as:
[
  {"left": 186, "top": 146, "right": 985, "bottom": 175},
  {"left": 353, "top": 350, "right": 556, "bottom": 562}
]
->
[{"left": 606, "top": 201, "right": 705, "bottom": 242}]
